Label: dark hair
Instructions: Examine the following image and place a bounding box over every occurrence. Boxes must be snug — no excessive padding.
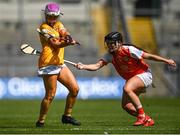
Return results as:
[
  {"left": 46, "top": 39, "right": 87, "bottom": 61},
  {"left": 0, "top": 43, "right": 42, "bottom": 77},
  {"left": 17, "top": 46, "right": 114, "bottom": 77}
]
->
[{"left": 104, "top": 31, "right": 123, "bottom": 43}]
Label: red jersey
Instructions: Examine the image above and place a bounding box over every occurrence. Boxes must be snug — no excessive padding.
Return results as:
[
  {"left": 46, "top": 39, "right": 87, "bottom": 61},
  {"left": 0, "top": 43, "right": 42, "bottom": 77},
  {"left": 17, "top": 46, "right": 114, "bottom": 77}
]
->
[{"left": 101, "top": 45, "right": 149, "bottom": 80}]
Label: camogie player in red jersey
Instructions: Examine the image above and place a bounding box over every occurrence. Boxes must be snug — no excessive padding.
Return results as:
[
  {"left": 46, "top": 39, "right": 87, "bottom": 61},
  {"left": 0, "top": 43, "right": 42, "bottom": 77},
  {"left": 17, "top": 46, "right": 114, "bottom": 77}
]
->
[{"left": 75, "top": 31, "right": 177, "bottom": 126}]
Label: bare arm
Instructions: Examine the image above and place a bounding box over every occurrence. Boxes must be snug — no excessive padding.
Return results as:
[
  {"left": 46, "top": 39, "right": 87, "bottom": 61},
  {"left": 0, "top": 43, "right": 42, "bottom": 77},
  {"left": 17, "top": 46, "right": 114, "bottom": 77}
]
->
[
  {"left": 75, "top": 60, "right": 105, "bottom": 71},
  {"left": 143, "top": 52, "right": 177, "bottom": 67},
  {"left": 48, "top": 37, "right": 77, "bottom": 49},
  {"left": 39, "top": 27, "right": 79, "bottom": 48}
]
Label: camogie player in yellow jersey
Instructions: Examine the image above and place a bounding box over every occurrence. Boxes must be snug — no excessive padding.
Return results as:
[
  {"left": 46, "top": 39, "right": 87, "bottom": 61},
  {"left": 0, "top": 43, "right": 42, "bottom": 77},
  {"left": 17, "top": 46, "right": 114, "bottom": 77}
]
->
[{"left": 36, "top": 2, "right": 81, "bottom": 127}]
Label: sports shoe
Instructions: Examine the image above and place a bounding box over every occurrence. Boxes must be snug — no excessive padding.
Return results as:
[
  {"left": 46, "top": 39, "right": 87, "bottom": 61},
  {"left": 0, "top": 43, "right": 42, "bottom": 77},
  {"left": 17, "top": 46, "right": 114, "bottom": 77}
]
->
[
  {"left": 61, "top": 115, "right": 81, "bottom": 126},
  {"left": 133, "top": 115, "right": 146, "bottom": 126},
  {"left": 143, "top": 115, "right": 155, "bottom": 127},
  {"left": 36, "top": 121, "right": 44, "bottom": 128}
]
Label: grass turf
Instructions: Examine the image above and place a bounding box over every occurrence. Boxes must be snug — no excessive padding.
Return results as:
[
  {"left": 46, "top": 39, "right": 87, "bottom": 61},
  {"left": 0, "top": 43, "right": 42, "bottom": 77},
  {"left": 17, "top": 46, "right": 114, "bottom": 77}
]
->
[{"left": 0, "top": 98, "right": 180, "bottom": 134}]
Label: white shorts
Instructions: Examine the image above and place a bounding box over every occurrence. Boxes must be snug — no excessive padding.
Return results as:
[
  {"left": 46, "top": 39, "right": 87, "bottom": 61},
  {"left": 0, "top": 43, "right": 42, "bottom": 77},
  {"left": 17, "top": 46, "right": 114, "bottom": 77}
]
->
[
  {"left": 38, "top": 64, "right": 66, "bottom": 76},
  {"left": 136, "top": 69, "right": 153, "bottom": 88}
]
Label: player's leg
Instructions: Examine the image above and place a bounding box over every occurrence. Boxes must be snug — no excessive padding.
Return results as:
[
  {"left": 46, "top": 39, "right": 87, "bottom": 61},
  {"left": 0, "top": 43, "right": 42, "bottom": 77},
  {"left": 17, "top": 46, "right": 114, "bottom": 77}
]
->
[
  {"left": 123, "top": 75, "right": 154, "bottom": 126},
  {"left": 57, "top": 66, "right": 80, "bottom": 126},
  {"left": 122, "top": 91, "right": 154, "bottom": 127},
  {"left": 122, "top": 86, "right": 146, "bottom": 117},
  {"left": 123, "top": 76, "right": 147, "bottom": 126},
  {"left": 36, "top": 75, "right": 57, "bottom": 127},
  {"left": 122, "top": 90, "right": 142, "bottom": 117}
]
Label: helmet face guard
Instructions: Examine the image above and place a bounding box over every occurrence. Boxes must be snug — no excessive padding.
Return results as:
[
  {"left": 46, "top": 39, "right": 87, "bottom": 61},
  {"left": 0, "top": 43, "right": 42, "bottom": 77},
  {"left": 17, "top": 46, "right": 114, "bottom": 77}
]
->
[{"left": 44, "top": 3, "right": 63, "bottom": 16}]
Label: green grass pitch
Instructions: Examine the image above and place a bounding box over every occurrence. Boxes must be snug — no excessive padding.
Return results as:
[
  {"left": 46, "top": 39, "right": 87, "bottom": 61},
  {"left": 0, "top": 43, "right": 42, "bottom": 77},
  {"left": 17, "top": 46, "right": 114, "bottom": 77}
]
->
[{"left": 0, "top": 98, "right": 180, "bottom": 134}]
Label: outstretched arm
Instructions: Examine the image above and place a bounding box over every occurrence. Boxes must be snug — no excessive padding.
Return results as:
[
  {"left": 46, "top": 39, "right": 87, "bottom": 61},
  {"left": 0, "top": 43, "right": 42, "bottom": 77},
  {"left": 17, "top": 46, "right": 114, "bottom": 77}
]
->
[
  {"left": 142, "top": 52, "right": 177, "bottom": 67},
  {"left": 75, "top": 60, "right": 105, "bottom": 71}
]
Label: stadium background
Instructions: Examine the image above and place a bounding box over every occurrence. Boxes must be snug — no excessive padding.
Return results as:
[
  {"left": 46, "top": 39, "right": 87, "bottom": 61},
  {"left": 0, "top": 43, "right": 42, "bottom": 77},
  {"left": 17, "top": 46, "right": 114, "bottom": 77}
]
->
[
  {"left": 0, "top": 0, "right": 179, "bottom": 99},
  {"left": 0, "top": 0, "right": 180, "bottom": 134}
]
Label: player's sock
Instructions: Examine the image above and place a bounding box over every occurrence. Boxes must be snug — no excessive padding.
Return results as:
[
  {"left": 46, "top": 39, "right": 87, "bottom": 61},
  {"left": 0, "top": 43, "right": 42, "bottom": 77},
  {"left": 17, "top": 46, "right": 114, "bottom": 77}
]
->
[
  {"left": 64, "top": 107, "right": 72, "bottom": 117},
  {"left": 133, "top": 105, "right": 146, "bottom": 126},
  {"left": 137, "top": 105, "right": 145, "bottom": 117},
  {"left": 39, "top": 114, "right": 46, "bottom": 123}
]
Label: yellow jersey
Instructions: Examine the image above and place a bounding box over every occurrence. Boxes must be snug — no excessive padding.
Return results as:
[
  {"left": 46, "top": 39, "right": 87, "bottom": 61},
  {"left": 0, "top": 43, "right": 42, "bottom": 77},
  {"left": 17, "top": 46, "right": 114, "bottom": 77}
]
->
[{"left": 38, "top": 21, "right": 65, "bottom": 68}]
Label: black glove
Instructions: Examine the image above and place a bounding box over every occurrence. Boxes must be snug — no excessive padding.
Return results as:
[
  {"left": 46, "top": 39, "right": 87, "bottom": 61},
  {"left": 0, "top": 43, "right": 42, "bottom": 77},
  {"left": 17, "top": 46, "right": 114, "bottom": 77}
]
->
[{"left": 65, "top": 35, "right": 73, "bottom": 43}]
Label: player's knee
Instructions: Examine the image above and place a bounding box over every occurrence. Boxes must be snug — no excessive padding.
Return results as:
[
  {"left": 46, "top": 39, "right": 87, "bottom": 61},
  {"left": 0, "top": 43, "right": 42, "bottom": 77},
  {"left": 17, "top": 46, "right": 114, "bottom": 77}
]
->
[
  {"left": 122, "top": 103, "right": 132, "bottom": 110},
  {"left": 70, "top": 86, "right": 79, "bottom": 97},
  {"left": 121, "top": 102, "right": 125, "bottom": 110},
  {"left": 123, "top": 86, "right": 131, "bottom": 94},
  {"left": 70, "top": 91, "right": 78, "bottom": 97},
  {"left": 122, "top": 102, "right": 127, "bottom": 110},
  {"left": 45, "top": 95, "right": 55, "bottom": 103},
  {"left": 122, "top": 104, "right": 126, "bottom": 110},
  {"left": 122, "top": 103, "right": 137, "bottom": 116}
]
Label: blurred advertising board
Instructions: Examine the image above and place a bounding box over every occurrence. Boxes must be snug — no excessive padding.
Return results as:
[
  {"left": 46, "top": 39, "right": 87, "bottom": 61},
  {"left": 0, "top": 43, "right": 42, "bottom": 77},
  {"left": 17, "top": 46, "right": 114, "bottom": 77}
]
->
[{"left": 0, "top": 77, "right": 125, "bottom": 99}]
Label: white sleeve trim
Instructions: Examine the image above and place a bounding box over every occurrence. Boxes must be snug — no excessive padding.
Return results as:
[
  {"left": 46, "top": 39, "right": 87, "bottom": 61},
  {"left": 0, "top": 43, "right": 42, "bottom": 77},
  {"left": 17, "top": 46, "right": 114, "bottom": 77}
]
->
[{"left": 129, "top": 46, "right": 144, "bottom": 59}]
